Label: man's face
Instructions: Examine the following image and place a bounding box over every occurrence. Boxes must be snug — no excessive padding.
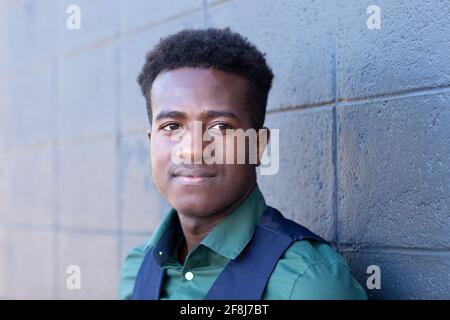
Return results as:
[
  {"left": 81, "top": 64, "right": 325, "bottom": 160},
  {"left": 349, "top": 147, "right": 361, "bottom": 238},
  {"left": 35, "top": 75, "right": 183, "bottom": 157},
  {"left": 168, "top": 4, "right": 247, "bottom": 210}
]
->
[{"left": 149, "top": 67, "right": 258, "bottom": 218}]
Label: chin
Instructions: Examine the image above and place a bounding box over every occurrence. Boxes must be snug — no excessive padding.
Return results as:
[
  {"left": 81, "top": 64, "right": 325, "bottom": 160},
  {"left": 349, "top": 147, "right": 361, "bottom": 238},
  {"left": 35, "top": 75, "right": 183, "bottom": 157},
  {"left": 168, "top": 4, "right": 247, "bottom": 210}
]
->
[{"left": 169, "top": 193, "right": 217, "bottom": 217}]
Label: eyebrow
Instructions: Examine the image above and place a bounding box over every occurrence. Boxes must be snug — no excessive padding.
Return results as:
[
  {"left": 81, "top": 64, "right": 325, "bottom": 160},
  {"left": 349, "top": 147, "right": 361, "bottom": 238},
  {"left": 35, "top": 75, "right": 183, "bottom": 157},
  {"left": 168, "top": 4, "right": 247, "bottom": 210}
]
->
[
  {"left": 154, "top": 110, "right": 186, "bottom": 122},
  {"left": 203, "top": 110, "right": 238, "bottom": 120},
  {"left": 154, "top": 109, "right": 239, "bottom": 122}
]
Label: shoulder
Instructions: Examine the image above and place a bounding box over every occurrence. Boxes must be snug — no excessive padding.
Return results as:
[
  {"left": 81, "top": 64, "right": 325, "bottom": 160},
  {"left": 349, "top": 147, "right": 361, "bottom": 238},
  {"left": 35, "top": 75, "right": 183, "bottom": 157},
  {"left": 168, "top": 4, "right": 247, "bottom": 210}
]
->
[
  {"left": 276, "top": 240, "right": 367, "bottom": 300},
  {"left": 118, "top": 243, "right": 147, "bottom": 300}
]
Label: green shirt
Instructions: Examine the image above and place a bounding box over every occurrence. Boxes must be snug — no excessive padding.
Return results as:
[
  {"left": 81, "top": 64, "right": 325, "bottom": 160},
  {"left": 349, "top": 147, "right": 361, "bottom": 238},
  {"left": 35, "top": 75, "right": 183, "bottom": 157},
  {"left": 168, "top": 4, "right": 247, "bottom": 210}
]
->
[{"left": 119, "top": 185, "right": 367, "bottom": 300}]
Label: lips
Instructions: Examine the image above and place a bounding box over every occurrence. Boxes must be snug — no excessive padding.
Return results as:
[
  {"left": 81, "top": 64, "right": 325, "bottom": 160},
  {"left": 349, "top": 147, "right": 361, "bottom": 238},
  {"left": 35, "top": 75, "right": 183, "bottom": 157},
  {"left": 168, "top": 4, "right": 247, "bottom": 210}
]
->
[
  {"left": 171, "top": 166, "right": 216, "bottom": 185},
  {"left": 172, "top": 167, "right": 215, "bottom": 178}
]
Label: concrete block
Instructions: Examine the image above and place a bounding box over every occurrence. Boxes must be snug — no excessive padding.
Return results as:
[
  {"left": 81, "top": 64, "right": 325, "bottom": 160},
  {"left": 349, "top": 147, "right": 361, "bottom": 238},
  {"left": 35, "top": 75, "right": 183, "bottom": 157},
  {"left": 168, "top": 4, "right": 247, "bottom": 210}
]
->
[
  {"left": 56, "top": 0, "right": 120, "bottom": 54},
  {"left": 0, "top": 1, "right": 58, "bottom": 74},
  {"left": 58, "top": 232, "right": 119, "bottom": 299},
  {"left": 208, "top": 0, "right": 335, "bottom": 111},
  {"left": 342, "top": 248, "right": 450, "bottom": 299},
  {"left": 58, "top": 138, "right": 118, "bottom": 230},
  {"left": 3, "top": 146, "right": 55, "bottom": 227},
  {"left": 119, "top": 0, "right": 203, "bottom": 34},
  {"left": 258, "top": 107, "right": 335, "bottom": 241},
  {"left": 336, "top": 0, "right": 450, "bottom": 99},
  {"left": 9, "top": 68, "right": 56, "bottom": 146},
  {"left": 337, "top": 93, "right": 450, "bottom": 248},
  {"left": 9, "top": 229, "right": 54, "bottom": 299},
  {"left": 0, "top": 229, "right": 11, "bottom": 298},
  {"left": 57, "top": 45, "right": 117, "bottom": 140}
]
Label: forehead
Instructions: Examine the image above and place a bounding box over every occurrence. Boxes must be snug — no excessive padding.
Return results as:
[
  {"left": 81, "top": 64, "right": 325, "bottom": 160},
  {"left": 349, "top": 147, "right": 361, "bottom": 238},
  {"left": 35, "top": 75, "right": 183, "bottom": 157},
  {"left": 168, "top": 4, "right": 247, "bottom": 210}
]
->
[{"left": 151, "top": 67, "right": 248, "bottom": 112}]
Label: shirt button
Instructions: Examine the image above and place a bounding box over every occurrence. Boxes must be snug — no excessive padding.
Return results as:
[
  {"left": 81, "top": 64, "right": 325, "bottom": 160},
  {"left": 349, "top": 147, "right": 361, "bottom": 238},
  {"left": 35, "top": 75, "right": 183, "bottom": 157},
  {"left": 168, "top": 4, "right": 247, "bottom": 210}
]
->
[{"left": 185, "top": 271, "right": 194, "bottom": 281}]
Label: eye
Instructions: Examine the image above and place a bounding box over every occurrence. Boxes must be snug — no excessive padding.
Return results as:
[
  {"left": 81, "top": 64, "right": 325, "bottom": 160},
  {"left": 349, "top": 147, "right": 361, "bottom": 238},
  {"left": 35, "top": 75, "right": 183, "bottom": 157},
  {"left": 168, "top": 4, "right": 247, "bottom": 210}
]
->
[
  {"left": 161, "top": 123, "right": 180, "bottom": 131},
  {"left": 209, "top": 122, "right": 232, "bottom": 131}
]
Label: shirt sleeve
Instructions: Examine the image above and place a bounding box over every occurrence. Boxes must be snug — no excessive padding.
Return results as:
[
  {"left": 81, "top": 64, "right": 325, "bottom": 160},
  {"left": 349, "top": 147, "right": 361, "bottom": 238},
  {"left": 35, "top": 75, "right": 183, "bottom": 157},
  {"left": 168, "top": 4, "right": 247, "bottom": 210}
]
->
[
  {"left": 288, "top": 261, "right": 368, "bottom": 300},
  {"left": 118, "top": 244, "right": 146, "bottom": 300}
]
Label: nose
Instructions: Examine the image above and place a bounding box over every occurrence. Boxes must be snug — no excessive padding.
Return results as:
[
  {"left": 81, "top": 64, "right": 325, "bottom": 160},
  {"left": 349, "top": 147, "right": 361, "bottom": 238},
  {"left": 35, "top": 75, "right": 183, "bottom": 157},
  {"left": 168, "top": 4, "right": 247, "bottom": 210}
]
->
[{"left": 174, "top": 121, "right": 204, "bottom": 164}]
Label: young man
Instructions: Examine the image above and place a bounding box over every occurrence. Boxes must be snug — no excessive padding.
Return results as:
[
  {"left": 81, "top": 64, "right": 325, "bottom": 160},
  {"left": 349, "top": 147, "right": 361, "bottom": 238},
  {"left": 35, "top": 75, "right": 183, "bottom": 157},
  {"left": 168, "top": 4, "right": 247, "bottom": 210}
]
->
[{"left": 119, "top": 28, "right": 367, "bottom": 300}]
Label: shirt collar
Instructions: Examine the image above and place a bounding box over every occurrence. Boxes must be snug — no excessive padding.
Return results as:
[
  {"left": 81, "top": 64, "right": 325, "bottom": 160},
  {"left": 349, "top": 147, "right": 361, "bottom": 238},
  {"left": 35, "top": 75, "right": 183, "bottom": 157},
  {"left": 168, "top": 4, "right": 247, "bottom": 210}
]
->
[
  {"left": 199, "top": 184, "right": 267, "bottom": 259},
  {"left": 143, "top": 207, "right": 181, "bottom": 265},
  {"left": 144, "top": 184, "right": 267, "bottom": 263}
]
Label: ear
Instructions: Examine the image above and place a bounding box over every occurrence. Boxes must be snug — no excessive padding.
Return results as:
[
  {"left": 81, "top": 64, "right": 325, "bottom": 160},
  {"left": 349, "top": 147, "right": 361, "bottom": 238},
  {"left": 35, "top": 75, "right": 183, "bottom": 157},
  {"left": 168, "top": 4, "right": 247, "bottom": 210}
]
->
[{"left": 256, "top": 127, "right": 270, "bottom": 167}]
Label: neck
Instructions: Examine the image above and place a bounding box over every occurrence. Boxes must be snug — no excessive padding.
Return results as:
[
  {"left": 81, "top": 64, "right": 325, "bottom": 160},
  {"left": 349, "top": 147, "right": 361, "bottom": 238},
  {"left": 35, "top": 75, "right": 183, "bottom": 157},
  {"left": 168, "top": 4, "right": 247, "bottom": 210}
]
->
[{"left": 177, "top": 182, "right": 257, "bottom": 260}]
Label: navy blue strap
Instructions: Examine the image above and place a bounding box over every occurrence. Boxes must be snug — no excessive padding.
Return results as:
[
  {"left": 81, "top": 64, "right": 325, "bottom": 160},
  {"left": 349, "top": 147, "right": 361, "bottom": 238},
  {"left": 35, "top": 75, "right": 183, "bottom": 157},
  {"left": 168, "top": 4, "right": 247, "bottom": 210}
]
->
[
  {"left": 203, "top": 225, "right": 291, "bottom": 300},
  {"left": 204, "top": 206, "right": 326, "bottom": 300},
  {"left": 131, "top": 247, "right": 165, "bottom": 300}
]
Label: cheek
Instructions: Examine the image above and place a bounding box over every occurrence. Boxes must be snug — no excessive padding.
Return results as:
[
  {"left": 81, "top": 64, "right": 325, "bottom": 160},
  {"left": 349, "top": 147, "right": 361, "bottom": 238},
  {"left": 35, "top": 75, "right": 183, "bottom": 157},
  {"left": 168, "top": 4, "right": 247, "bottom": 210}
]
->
[
  {"left": 150, "top": 140, "right": 171, "bottom": 187},
  {"left": 222, "top": 136, "right": 252, "bottom": 164}
]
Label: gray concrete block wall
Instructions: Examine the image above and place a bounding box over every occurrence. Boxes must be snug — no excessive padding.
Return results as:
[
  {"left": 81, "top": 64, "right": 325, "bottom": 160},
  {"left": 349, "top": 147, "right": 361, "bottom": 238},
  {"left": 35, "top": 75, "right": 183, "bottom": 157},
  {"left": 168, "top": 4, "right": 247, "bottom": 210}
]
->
[
  {"left": 258, "top": 107, "right": 335, "bottom": 242},
  {"left": 0, "top": 0, "right": 448, "bottom": 299}
]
